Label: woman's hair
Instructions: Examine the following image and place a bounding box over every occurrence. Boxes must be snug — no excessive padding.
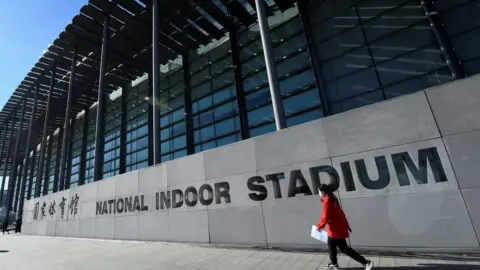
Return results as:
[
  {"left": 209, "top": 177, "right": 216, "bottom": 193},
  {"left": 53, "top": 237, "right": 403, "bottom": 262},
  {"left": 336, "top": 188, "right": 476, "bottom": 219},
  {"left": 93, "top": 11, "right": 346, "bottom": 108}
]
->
[{"left": 319, "top": 184, "right": 339, "bottom": 206}]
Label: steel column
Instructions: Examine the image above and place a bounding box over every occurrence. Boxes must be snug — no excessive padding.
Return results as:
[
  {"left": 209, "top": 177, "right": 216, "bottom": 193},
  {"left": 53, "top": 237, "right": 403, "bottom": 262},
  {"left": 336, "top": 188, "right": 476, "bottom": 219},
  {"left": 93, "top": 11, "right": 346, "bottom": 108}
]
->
[
  {"left": 65, "top": 118, "right": 76, "bottom": 189},
  {"left": 0, "top": 121, "right": 8, "bottom": 172},
  {"left": 52, "top": 126, "right": 63, "bottom": 193},
  {"left": 0, "top": 117, "right": 15, "bottom": 207},
  {"left": 35, "top": 66, "right": 56, "bottom": 197},
  {"left": 147, "top": 72, "right": 154, "bottom": 166},
  {"left": 255, "top": 0, "right": 286, "bottom": 130},
  {"left": 17, "top": 83, "right": 39, "bottom": 217},
  {"left": 120, "top": 88, "right": 127, "bottom": 173},
  {"left": 1, "top": 113, "right": 17, "bottom": 208},
  {"left": 5, "top": 96, "right": 27, "bottom": 218},
  {"left": 43, "top": 134, "right": 54, "bottom": 195},
  {"left": 13, "top": 162, "right": 23, "bottom": 213},
  {"left": 297, "top": 0, "right": 331, "bottom": 116},
  {"left": 0, "top": 121, "right": 10, "bottom": 205},
  {"left": 152, "top": 0, "right": 161, "bottom": 164},
  {"left": 59, "top": 47, "right": 77, "bottom": 190},
  {"left": 421, "top": 0, "right": 464, "bottom": 79},
  {"left": 182, "top": 53, "right": 195, "bottom": 155},
  {"left": 229, "top": 30, "right": 250, "bottom": 139},
  {"left": 93, "top": 15, "right": 110, "bottom": 182},
  {"left": 79, "top": 111, "right": 89, "bottom": 185},
  {"left": 26, "top": 147, "right": 37, "bottom": 200}
]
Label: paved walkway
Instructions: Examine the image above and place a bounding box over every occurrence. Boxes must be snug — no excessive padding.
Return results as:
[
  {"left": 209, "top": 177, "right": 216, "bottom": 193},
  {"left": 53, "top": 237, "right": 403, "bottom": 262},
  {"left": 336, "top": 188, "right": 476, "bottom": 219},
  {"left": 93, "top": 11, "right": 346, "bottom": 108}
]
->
[{"left": 0, "top": 235, "right": 478, "bottom": 270}]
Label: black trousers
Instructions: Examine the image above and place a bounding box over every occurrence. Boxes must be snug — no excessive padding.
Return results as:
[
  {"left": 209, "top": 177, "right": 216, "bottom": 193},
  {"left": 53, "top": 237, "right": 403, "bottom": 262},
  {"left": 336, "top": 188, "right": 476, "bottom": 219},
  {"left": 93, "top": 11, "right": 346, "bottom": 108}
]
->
[{"left": 327, "top": 237, "right": 367, "bottom": 265}]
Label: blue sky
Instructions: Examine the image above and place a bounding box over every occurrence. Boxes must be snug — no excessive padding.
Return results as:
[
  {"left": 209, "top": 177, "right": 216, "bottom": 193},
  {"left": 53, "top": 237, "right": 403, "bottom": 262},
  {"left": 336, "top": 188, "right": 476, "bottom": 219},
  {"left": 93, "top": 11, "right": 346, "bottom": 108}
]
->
[{"left": 0, "top": 0, "right": 87, "bottom": 110}]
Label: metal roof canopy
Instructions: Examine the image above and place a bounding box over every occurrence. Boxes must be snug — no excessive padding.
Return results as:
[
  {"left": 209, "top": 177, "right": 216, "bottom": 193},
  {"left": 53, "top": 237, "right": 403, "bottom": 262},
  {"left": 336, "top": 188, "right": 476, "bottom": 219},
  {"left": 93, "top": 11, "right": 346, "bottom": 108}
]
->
[{"left": 0, "top": 0, "right": 289, "bottom": 171}]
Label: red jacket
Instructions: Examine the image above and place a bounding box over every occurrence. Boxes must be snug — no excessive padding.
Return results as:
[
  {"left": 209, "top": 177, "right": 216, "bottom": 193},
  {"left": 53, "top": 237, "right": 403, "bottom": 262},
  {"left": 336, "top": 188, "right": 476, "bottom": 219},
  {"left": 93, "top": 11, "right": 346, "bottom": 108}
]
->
[{"left": 317, "top": 195, "right": 350, "bottom": 239}]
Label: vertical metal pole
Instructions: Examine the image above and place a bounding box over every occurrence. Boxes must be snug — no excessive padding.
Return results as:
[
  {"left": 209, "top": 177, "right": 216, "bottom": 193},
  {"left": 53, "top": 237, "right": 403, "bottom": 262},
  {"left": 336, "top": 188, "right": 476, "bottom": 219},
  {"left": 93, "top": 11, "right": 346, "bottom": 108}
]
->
[
  {"left": 43, "top": 135, "right": 53, "bottom": 195},
  {"left": 65, "top": 118, "right": 76, "bottom": 189},
  {"left": 182, "top": 53, "right": 195, "bottom": 154},
  {"left": 3, "top": 99, "right": 27, "bottom": 228},
  {"left": 1, "top": 113, "right": 16, "bottom": 207},
  {"left": 17, "top": 84, "right": 39, "bottom": 217},
  {"left": 120, "top": 88, "right": 127, "bottom": 173},
  {"left": 53, "top": 126, "right": 63, "bottom": 193},
  {"left": 59, "top": 48, "right": 77, "bottom": 190},
  {"left": 421, "top": 0, "right": 464, "bottom": 79},
  {"left": 26, "top": 147, "right": 37, "bottom": 200},
  {"left": 147, "top": 73, "right": 154, "bottom": 166},
  {"left": 0, "top": 121, "right": 9, "bottom": 205},
  {"left": 0, "top": 121, "right": 8, "bottom": 171},
  {"left": 6, "top": 96, "right": 27, "bottom": 217},
  {"left": 79, "top": 111, "right": 89, "bottom": 185},
  {"left": 229, "top": 30, "right": 250, "bottom": 139},
  {"left": 13, "top": 161, "right": 23, "bottom": 213},
  {"left": 152, "top": 0, "right": 161, "bottom": 164},
  {"left": 298, "top": 1, "right": 330, "bottom": 116},
  {"left": 36, "top": 66, "right": 56, "bottom": 197},
  {"left": 255, "top": 0, "right": 286, "bottom": 130},
  {"left": 94, "top": 15, "right": 109, "bottom": 181}
]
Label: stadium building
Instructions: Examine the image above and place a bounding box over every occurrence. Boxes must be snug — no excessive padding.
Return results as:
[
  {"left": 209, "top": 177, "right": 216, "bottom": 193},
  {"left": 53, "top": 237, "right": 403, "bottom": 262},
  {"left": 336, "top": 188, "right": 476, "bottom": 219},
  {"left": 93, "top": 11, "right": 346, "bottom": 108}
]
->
[{"left": 0, "top": 0, "right": 479, "bottom": 252}]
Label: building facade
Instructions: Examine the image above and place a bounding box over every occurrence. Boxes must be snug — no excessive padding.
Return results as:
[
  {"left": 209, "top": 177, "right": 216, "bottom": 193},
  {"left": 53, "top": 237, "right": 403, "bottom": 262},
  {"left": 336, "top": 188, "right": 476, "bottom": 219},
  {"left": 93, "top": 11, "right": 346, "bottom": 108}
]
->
[{"left": 1, "top": 0, "right": 480, "bottom": 252}]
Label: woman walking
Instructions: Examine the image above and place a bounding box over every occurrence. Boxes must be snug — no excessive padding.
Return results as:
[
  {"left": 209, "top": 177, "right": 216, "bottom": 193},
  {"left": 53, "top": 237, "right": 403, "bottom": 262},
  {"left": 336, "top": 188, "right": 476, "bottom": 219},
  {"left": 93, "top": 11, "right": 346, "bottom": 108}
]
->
[{"left": 317, "top": 184, "right": 373, "bottom": 270}]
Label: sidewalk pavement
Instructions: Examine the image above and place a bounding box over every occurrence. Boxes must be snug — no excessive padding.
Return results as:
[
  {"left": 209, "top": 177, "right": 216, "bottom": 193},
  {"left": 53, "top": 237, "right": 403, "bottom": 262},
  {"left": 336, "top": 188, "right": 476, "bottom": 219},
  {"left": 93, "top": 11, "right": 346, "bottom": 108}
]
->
[{"left": 0, "top": 234, "right": 478, "bottom": 270}]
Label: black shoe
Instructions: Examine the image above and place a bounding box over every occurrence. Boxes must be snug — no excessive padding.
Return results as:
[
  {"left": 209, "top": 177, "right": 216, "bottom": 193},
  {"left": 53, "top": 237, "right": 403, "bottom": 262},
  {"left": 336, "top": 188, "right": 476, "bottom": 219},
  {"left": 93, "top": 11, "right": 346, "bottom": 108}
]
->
[
  {"left": 365, "top": 260, "right": 373, "bottom": 270},
  {"left": 324, "top": 262, "right": 339, "bottom": 269}
]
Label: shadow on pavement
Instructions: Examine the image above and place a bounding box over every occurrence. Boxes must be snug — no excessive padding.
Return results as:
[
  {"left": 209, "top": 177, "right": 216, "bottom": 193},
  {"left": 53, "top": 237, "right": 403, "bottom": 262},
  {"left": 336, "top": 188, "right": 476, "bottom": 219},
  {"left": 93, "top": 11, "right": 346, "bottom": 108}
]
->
[{"left": 348, "top": 264, "right": 479, "bottom": 269}]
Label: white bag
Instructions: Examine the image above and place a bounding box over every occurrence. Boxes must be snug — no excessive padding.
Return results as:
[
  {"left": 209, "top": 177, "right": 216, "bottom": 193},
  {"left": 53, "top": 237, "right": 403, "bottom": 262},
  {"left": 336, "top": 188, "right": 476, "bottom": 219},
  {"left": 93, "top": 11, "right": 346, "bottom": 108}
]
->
[{"left": 311, "top": 225, "right": 328, "bottom": 243}]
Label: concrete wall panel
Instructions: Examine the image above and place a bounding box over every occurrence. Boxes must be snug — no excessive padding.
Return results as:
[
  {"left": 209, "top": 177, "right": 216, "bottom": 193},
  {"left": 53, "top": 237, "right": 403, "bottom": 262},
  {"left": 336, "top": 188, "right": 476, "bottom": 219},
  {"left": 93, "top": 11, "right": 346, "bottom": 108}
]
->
[
  {"left": 262, "top": 196, "right": 321, "bottom": 248},
  {"left": 21, "top": 222, "right": 31, "bottom": 235},
  {"left": 97, "top": 177, "right": 116, "bottom": 198},
  {"left": 461, "top": 188, "right": 480, "bottom": 245},
  {"left": 138, "top": 163, "right": 167, "bottom": 192},
  {"left": 80, "top": 201, "right": 97, "bottom": 220},
  {"left": 426, "top": 75, "right": 480, "bottom": 136},
  {"left": 138, "top": 211, "right": 169, "bottom": 242},
  {"left": 342, "top": 190, "right": 479, "bottom": 248},
  {"left": 46, "top": 221, "right": 56, "bottom": 236},
  {"left": 79, "top": 218, "right": 95, "bottom": 238},
  {"left": 55, "top": 221, "right": 67, "bottom": 237},
  {"left": 206, "top": 172, "right": 260, "bottom": 210},
  {"left": 74, "top": 182, "right": 96, "bottom": 202},
  {"left": 332, "top": 139, "right": 458, "bottom": 199},
  {"left": 253, "top": 120, "right": 329, "bottom": 170},
  {"left": 115, "top": 215, "right": 139, "bottom": 240},
  {"left": 444, "top": 130, "right": 480, "bottom": 189},
  {"left": 167, "top": 181, "right": 207, "bottom": 212},
  {"left": 66, "top": 219, "right": 80, "bottom": 238},
  {"left": 95, "top": 217, "right": 114, "bottom": 240},
  {"left": 204, "top": 140, "right": 256, "bottom": 179},
  {"left": 324, "top": 92, "right": 439, "bottom": 157},
  {"left": 115, "top": 171, "right": 139, "bottom": 197},
  {"left": 208, "top": 206, "right": 266, "bottom": 246},
  {"left": 168, "top": 210, "right": 209, "bottom": 243},
  {"left": 37, "top": 221, "right": 47, "bottom": 236},
  {"left": 167, "top": 153, "right": 205, "bottom": 186}
]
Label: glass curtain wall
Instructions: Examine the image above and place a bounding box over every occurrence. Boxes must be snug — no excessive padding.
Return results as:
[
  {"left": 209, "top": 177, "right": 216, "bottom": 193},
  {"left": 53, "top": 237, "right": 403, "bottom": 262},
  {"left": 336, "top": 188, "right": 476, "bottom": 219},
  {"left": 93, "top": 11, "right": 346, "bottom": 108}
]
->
[
  {"left": 38, "top": 139, "right": 50, "bottom": 193},
  {"left": 125, "top": 81, "right": 149, "bottom": 172},
  {"left": 29, "top": 148, "right": 40, "bottom": 197},
  {"left": 239, "top": 7, "right": 322, "bottom": 138},
  {"left": 23, "top": 152, "right": 33, "bottom": 200},
  {"left": 103, "top": 95, "right": 122, "bottom": 178},
  {"left": 435, "top": 0, "right": 480, "bottom": 76},
  {"left": 69, "top": 117, "right": 85, "bottom": 188},
  {"left": 47, "top": 133, "right": 59, "bottom": 194},
  {"left": 306, "top": 0, "right": 452, "bottom": 114},
  {"left": 190, "top": 38, "right": 242, "bottom": 152},
  {"left": 84, "top": 107, "right": 97, "bottom": 184},
  {"left": 159, "top": 62, "right": 188, "bottom": 161}
]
